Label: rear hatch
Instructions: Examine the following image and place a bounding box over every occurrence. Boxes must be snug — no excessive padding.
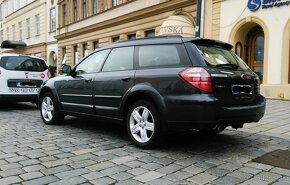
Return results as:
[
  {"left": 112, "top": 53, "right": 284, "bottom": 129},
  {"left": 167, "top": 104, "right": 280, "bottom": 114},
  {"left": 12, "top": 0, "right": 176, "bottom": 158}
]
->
[
  {"left": 194, "top": 43, "right": 260, "bottom": 106},
  {"left": 0, "top": 55, "right": 49, "bottom": 93}
]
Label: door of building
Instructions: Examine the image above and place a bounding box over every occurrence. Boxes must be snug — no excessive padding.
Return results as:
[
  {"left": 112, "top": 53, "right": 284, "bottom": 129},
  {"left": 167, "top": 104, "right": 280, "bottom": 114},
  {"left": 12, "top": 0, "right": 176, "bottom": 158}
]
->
[{"left": 249, "top": 30, "right": 264, "bottom": 81}]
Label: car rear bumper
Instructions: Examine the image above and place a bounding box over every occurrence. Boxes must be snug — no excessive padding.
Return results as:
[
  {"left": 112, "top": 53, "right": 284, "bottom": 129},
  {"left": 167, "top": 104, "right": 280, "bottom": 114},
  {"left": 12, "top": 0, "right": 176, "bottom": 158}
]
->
[
  {"left": 166, "top": 94, "right": 266, "bottom": 129},
  {"left": 0, "top": 94, "right": 38, "bottom": 102}
]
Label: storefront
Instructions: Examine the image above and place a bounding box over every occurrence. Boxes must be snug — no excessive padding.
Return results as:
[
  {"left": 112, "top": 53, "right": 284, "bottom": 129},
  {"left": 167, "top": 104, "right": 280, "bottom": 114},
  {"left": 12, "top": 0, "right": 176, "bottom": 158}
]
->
[{"left": 219, "top": 0, "right": 290, "bottom": 99}]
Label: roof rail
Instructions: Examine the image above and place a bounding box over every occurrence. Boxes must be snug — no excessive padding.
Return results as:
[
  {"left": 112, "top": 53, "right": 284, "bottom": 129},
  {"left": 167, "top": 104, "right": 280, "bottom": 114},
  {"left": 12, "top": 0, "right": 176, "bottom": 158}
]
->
[{"left": 116, "top": 35, "right": 184, "bottom": 43}]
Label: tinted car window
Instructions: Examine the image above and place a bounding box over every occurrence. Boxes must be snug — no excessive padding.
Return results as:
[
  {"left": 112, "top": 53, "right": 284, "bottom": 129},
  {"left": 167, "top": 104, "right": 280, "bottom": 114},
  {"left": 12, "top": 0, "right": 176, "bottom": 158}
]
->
[
  {"left": 75, "top": 49, "right": 110, "bottom": 74},
  {"left": 138, "top": 44, "right": 190, "bottom": 68},
  {"left": 0, "top": 56, "right": 47, "bottom": 72},
  {"left": 102, "top": 47, "right": 134, "bottom": 72}
]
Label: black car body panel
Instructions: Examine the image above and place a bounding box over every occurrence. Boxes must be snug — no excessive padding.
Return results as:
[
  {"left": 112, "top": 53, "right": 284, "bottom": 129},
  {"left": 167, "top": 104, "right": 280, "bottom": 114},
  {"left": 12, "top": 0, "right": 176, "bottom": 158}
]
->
[{"left": 39, "top": 36, "right": 266, "bottom": 130}]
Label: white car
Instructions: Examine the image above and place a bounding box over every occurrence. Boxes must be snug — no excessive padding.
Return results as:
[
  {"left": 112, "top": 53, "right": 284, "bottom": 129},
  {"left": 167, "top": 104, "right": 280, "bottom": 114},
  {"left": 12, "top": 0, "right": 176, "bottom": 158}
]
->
[{"left": 0, "top": 54, "right": 50, "bottom": 102}]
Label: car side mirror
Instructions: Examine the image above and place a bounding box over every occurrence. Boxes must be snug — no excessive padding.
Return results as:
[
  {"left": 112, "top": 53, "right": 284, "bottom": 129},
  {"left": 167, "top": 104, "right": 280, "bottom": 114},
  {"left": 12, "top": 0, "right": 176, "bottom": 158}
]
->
[{"left": 62, "top": 64, "right": 72, "bottom": 74}]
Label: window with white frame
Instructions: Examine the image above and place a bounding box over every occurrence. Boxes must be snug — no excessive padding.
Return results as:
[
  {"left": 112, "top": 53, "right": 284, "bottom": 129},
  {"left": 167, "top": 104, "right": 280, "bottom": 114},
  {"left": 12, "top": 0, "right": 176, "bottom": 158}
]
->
[
  {"left": 12, "top": 24, "right": 15, "bottom": 40},
  {"left": 35, "top": 14, "right": 40, "bottom": 35},
  {"left": 19, "top": 22, "right": 22, "bottom": 40},
  {"left": 83, "top": 0, "right": 87, "bottom": 18},
  {"left": 6, "top": 27, "right": 9, "bottom": 40},
  {"left": 26, "top": 18, "right": 30, "bottom": 38},
  {"left": 50, "top": 8, "right": 56, "bottom": 31},
  {"left": 112, "top": 0, "right": 119, "bottom": 7},
  {"left": 92, "top": 0, "right": 98, "bottom": 14}
]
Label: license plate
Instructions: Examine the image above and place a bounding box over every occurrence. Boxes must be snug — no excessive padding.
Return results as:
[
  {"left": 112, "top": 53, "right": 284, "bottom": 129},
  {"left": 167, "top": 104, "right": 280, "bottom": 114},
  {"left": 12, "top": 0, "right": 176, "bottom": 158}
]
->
[{"left": 9, "top": 88, "right": 39, "bottom": 93}]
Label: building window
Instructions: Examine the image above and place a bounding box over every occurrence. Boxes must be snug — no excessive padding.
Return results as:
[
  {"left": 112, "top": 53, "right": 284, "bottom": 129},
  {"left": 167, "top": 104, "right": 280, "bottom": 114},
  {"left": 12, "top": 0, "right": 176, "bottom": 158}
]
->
[
  {"left": 6, "top": 27, "right": 9, "bottom": 40},
  {"left": 145, "top": 29, "right": 155, "bottom": 38},
  {"left": 50, "top": 8, "right": 56, "bottom": 32},
  {"left": 26, "top": 18, "right": 30, "bottom": 38},
  {"left": 128, "top": 34, "right": 136, "bottom": 40},
  {"left": 73, "top": 0, "right": 77, "bottom": 22},
  {"left": 112, "top": 36, "right": 119, "bottom": 43},
  {"left": 92, "top": 0, "right": 98, "bottom": 14},
  {"left": 74, "top": 45, "right": 78, "bottom": 64},
  {"left": 62, "top": 47, "right": 66, "bottom": 64},
  {"left": 0, "top": 30, "right": 3, "bottom": 43},
  {"left": 19, "top": 22, "right": 22, "bottom": 40},
  {"left": 93, "top": 41, "right": 99, "bottom": 50},
  {"left": 83, "top": 0, "right": 87, "bottom": 18},
  {"left": 12, "top": 24, "right": 15, "bottom": 40},
  {"left": 83, "top": 43, "right": 88, "bottom": 57},
  {"left": 112, "top": 0, "right": 119, "bottom": 7},
  {"left": 62, "top": 4, "right": 67, "bottom": 26},
  {"left": 35, "top": 14, "right": 40, "bottom": 36}
]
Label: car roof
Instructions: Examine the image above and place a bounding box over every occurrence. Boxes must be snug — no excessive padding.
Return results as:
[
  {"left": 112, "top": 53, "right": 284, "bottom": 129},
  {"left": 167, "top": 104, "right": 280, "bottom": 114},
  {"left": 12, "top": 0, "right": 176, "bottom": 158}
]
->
[
  {"left": 95, "top": 36, "right": 233, "bottom": 51},
  {"left": 0, "top": 53, "right": 45, "bottom": 61}
]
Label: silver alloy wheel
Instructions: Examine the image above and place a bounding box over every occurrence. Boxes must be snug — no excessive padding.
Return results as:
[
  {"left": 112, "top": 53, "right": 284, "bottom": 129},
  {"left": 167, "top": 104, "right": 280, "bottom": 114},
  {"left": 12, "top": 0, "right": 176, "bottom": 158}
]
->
[
  {"left": 129, "top": 106, "right": 155, "bottom": 143},
  {"left": 41, "top": 96, "right": 54, "bottom": 122}
]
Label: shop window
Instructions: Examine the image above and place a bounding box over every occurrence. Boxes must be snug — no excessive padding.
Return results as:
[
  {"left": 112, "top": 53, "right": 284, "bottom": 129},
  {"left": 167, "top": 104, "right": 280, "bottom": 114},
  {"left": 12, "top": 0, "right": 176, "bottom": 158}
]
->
[
  {"left": 145, "top": 30, "right": 155, "bottom": 38},
  {"left": 74, "top": 45, "right": 78, "bottom": 64},
  {"left": 93, "top": 41, "right": 99, "bottom": 50},
  {"left": 112, "top": 36, "right": 120, "bottom": 43},
  {"left": 83, "top": 43, "right": 89, "bottom": 57},
  {"left": 235, "top": 42, "right": 243, "bottom": 59},
  {"left": 128, "top": 34, "right": 136, "bottom": 40}
]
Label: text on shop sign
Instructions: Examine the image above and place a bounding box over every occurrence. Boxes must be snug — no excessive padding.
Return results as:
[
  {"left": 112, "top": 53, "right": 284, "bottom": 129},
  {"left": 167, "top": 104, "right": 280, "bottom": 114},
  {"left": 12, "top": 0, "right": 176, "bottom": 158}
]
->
[{"left": 248, "top": 0, "right": 290, "bottom": 12}]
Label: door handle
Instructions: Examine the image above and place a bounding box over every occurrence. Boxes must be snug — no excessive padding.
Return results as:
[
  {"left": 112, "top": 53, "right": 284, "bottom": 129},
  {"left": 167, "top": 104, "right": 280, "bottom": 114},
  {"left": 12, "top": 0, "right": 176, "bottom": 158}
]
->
[
  {"left": 85, "top": 78, "right": 92, "bottom": 83},
  {"left": 121, "top": 77, "right": 131, "bottom": 82}
]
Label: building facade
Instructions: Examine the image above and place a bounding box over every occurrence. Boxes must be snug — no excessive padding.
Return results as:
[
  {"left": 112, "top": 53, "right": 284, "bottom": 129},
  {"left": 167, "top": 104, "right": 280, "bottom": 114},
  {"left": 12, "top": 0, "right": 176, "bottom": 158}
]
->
[
  {"left": 219, "top": 0, "right": 290, "bottom": 100},
  {"left": 56, "top": 0, "right": 222, "bottom": 69},
  {"left": 0, "top": 0, "right": 58, "bottom": 70}
]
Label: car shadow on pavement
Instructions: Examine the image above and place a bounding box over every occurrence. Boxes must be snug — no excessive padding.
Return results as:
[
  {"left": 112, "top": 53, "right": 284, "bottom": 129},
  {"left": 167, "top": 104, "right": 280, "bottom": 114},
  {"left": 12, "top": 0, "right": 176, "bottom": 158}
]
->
[
  {"left": 0, "top": 102, "right": 37, "bottom": 111},
  {"left": 60, "top": 116, "right": 244, "bottom": 152}
]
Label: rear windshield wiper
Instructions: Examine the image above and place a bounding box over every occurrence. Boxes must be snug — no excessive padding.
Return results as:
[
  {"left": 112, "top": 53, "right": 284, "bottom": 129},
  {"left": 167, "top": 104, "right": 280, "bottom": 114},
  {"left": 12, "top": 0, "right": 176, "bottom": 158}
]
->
[{"left": 216, "top": 64, "right": 239, "bottom": 69}]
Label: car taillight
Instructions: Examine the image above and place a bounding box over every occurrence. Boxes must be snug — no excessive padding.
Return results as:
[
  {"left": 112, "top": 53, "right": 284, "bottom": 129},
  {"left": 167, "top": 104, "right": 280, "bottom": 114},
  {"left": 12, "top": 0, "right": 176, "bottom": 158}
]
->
[
  {"left": 179, "top": 67, "right": 212, "bottom": 93},
  {"left": 40, "top": 73, "right": 46, "bottom": 78}
]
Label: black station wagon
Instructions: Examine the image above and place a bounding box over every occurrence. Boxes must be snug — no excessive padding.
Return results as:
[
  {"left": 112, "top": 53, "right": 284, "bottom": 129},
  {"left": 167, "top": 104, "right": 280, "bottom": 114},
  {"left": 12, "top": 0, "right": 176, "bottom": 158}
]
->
[{"left": 39, "top": 36, "right": 266, "bottom": 148}]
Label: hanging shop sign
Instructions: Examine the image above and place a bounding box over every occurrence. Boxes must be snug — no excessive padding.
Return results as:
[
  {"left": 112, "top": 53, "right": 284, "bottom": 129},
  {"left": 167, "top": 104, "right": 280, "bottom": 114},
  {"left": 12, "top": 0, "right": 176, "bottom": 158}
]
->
[{"left": 248, "top": 0, "right": 290, "bottom": 12}]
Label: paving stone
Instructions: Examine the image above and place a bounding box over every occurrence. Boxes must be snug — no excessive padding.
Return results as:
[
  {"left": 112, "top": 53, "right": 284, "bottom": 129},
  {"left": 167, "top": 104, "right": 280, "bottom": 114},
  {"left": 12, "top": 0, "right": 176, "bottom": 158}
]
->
[
  {"left": 183, "top": 165, "right": 206, "bottom": 175},
  {"left": 22, "top": 175, "right": 60, "bottom": 185},
  {"left": 19, "top": 172, "right": 44, "bottom": 181},
  {"left": 90, "top": 177, "right": 116, "bottom": 185},
  {"left": 217, "top": 163, "right": 241, "bottom": 172},
  {"left": 68, "top": 159, "right": 96, "bottom": 169},
  {"left": 211, "top": 175, "right": 243, "bottom": 185},
  {"left": 50, "top": 176, "right": 88, "bottom": 185},
  {"left": 42, "top": 158, "right": 72, "bottom": 168},
  {"left": 127, "top": 167, "right": 149, "bottom": 175},
  {"left": 72, "top": 148, "right": 95, "bottom": 155},
  {"left": 255, "top": 171, "right": 282, "bottom": 183},
  {"left": 0, "top": 163, "right": 22, "bottom": 170},
  {"left": 82, "top": 172, "right": 106, "bottom": 181},
  {"left": 100, "top": 165, "right": 130, "bottom": 176},
  {"left": 0, "top": 168, "right": 25, "bottom": 177},
  {"left": 69, "top": 154, "right": 95, "bottom": 162},
  {"left": 156, "top": 163, "right": 183, "bottom": 174},
  {"left": 278, "top": 176, "right": 290, "bottom": 184},
  {"left": 0, "top": 176, "right": 22, "bottom": 185},
  {"left": 86, "top": 161, "right": 115, "bottom": 171},
  {"left": 245, "top": 162, "right": 274, "bottom": 171},
  {"left": 23, "top": 164, "right": 46, "bottom": 173},
  {"left": 40, "top": 165, "right": 73, "bottom": 176},
  {"left": 110, "top": 156, "right": 136, "bottom": 165},
  {"left": 148, "top": 178, "right": 173, "bottom": 185},
  {"left": 115, "top": 179, "right": 143, "bottom": 185},
  {"left": 110, "top": 171, "right": 133, "bottom": 181},
  {"left": 206, "top": 167, "right": 230, "bottom": 177},
  {"left": 270, "top": 167, "right": 290, "bottom": 176},
  {"left": 6, "top": 156, "right": 29, "bottom": 163},
  {"left": 228, "top": 170, "right": 253, "bottom": 181},
  {"left": 19, "top": 159, "right": 40, "bottom": 166},
  {"left": 187, "top": 173, "right": 218, "bottom": 185},
  {"left": 55, "top": 168, "right": 90, "bottom": 179},
  {"left": 123, "top": 160, "right": 146, "bottom": 168},
  {"left": 239, "top": 166, "right": 263, "bottom": 175},
  {"left": 163, "top": 171, "right": 192, "bottom": 182},
  {"left": 141, "top": 162, "right": 163, "bottom": 170},
  {"left": 134, "top": 171, "right": 165, "bottom": 182}
]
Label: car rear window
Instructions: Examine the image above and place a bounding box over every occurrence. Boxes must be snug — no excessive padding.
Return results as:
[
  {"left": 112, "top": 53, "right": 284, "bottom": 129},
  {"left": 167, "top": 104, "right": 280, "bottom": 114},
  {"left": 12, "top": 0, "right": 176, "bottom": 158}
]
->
[
  {"left": 0, "top": 56, "right": 47, "bottom": 72},
  {"left": 196, "top": 45, "right": 249, "bottom": 70},
  {"left": 137, "top": 44, "right": 191, "bottom": 68}
]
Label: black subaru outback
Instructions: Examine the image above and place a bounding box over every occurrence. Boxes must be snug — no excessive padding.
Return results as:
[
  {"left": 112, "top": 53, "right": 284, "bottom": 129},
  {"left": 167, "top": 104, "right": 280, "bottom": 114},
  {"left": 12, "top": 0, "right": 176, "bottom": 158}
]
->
[{"left": 38, "top": 36, "right": 265, "bottom": 148}]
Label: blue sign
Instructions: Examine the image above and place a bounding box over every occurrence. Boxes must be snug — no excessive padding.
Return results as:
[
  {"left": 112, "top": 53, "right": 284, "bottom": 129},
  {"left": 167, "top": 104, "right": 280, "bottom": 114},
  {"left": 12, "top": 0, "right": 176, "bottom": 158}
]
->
[
  {"left": 248, "top": 0, "right": 262, "bottom": 12},
  {"left": 247, "top": 0, "right": 290, "bottom": 12}
]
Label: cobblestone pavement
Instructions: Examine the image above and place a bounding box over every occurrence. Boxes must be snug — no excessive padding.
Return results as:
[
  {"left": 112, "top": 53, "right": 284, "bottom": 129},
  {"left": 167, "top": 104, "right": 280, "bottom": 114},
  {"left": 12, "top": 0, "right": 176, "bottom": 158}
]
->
[{"left": 0, "top": 100, "right": 290, "bottom": 185}]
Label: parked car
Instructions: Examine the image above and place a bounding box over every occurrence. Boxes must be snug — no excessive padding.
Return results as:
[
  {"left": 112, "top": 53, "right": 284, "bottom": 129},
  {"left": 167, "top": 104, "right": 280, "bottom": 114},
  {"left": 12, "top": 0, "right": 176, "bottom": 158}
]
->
[
  {"left": 38, "top": 36, "right": 265, "bottom": 148},
  {"left": 0, "top": 54, "right": 50, "bottom": 103}
]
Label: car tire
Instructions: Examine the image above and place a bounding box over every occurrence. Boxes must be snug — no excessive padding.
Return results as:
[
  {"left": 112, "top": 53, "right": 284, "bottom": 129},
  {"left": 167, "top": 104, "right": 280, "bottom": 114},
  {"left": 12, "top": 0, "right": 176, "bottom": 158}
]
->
[
  {"left": 40, "top": 92, "right": 64, "bottom": 125},
  {"left": 200, "top": 124, "right": 226, "bottom": 135},
  {"left": 126, "top": 100, "right": 163, "bottom": 149}
]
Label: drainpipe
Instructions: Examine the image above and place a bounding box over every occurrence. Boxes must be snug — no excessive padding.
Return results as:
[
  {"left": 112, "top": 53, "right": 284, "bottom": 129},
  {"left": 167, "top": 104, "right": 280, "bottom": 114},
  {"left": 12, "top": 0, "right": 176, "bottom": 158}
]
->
[{"left": 195, "top": 0, "right": 204, "bottom": 38}]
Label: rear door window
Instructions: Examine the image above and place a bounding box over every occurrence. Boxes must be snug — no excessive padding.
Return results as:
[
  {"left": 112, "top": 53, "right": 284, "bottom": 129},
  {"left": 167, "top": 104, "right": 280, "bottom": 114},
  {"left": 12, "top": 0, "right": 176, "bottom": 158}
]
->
[
  {"left": 102, "top": 47, "right": 134, "bottom": 72},
  {"left": 137, "top": 44, "right": 190, "bottom": 68},
  {"left": 0, "top": 56, "right": 47, "bottom": 72}
]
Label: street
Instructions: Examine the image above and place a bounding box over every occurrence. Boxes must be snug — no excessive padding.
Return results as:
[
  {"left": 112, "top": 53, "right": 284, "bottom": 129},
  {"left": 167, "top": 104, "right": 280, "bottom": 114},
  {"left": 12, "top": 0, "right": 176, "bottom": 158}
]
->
[{"left": 0, "top": 100, "right": 290, "bottom": 185}]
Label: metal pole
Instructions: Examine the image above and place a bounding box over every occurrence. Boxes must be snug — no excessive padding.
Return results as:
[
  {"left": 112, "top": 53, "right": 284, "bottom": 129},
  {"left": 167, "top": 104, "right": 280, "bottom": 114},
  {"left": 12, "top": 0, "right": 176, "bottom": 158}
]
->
[{"left": 195, "top": 0, "right": 202, "bottom": 37}]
